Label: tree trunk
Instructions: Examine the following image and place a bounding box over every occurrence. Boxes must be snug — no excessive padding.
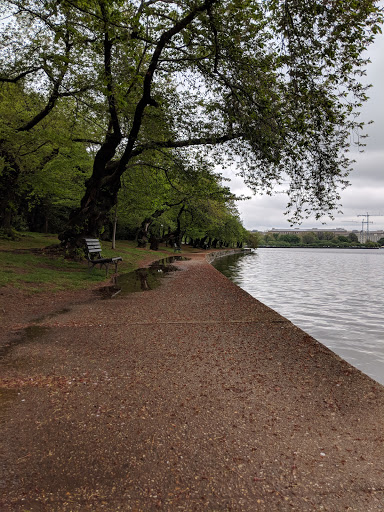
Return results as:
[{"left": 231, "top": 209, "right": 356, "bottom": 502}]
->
[
  {"left": 199, "top": 236, "right": 208, "bottom": 249},
  {"left": 0, "top": 151, "right": 21, "bottom": 238},
  {"left": 112, "top": 203, "right": 118, "bottom": 249},
  {"left": 136, "top": 218, "right": 151, "bottom": 248},
  {"left": 136, "top": 208, "right": 166, "bottom": 249},
  {"left": 59, "top": 180, "right": 120, "bottom": 251},
  {"left": 149, "top": 234, "right": 159, "bottom": 251},
  {"left": 59, "top": 163, "right": 121, "bottom": 252}
]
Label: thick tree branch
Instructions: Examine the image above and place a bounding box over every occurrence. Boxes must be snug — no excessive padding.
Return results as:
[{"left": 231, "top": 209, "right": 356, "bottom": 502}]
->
[
  {"left": 100, "top": 3, "right": 121, "bottom": 139},
  {"left": 116, "top": 0, "right": 218, "bottom": 176},
  {"left": 16, "top": 29, "right": 72, "bottom": 132},
  {"left": 0, "top": 67, "right": 42, "bottom": 83},
  {"left": 19, "top": 141, "right": 50, "bottom": 157},
  {"left": 16, "top": 83, "right": 62, "bottom": 132},
  {"left": 125, "top": 43, "right": 150, "bottom": 100},
  {"left": 130, "top": 131, "right": 242, "bottom": 158}
]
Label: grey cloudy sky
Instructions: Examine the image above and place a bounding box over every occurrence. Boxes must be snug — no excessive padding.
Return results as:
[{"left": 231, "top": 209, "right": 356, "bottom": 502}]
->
[{"left": 225, "top": 31, "right": 384, "bottom": 233}]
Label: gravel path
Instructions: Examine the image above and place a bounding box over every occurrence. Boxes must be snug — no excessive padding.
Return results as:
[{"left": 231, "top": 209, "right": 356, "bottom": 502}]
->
[{"left": 1, "top": 253, "right": 383, "bottom": 511}]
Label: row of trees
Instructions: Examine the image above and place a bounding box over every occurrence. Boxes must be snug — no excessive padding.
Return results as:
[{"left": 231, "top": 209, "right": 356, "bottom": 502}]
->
[
  {"left": 113, "top": 152, "right": 250, "bottom": 248},
  {"left": 260, "top": 232, "right": 384, "bottom": 248},
  {"left": 0, "top": 80, "right": 248, "bottom": 247},
  {"left": 0, "top": 0, "right": 382, "bottom": 253}
]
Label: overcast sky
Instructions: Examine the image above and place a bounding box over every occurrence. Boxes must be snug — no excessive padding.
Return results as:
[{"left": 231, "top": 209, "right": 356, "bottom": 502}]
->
[{"left": 224, "top": 30, "right": 384, "bottom": 233}]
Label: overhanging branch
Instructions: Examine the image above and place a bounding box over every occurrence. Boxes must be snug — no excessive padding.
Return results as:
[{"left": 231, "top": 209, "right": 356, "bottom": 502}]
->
[
  {"left": 0, "top": 67, "right": 42, "bottom": 83},
  {"left": 131, "top": 132, "right": 243, "bottom": 158},
  {"left": 16, "top": 28, "right": 73, "bottom": 132},
  {"left": 116, "top": 0, "right": 219, "bottom": 175}
]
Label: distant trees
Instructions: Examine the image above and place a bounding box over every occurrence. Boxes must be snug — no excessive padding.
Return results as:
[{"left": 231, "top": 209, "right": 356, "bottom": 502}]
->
[
  {"left": 348, "top": 233, "right": 359, "bottom": 243},
  {"left": 103, "top": 150, "right": 248, "bottom": 248},
  {"left": 364, "top": 240, "right": 380, "bottom": 248},
  {"left": 258, "top": 231, "right": 380, "bottom": 248},
  {"left": 246, "top": 231, "right": 262, "bottom": 249},
  {"left": 279, "top": 234, "right": 301, "bottom": 244},
  {"left": 301, "top": 232, "right": 317, "bottom": 245}
]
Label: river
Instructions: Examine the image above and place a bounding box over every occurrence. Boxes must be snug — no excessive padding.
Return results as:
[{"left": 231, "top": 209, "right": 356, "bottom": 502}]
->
[{"left": 212, "top": 248, "right": 384, "bottom": 385}]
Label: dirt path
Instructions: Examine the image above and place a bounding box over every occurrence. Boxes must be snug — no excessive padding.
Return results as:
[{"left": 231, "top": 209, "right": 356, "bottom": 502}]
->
[{"left": 1, "top": 254, "right": 383, "bottom": 511}]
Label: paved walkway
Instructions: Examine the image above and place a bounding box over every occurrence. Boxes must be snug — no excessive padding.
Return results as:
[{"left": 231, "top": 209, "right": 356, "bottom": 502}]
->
[{"left": 1, "top": 253, "right": 383, "bottom": 511}]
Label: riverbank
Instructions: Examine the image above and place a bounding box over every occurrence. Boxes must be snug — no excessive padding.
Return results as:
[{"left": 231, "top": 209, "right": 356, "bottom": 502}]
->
[
  {"left": 214, "top": 247, "right": 384, "bottom": 386},
  {"left": 1, "top": 253, "right": 383, "bottom": 511}
]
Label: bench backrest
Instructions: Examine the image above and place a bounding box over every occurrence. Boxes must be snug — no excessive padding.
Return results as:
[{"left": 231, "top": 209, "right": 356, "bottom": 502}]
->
[{"left": 84, "top": 238, "right": 102, "bottom": 256}]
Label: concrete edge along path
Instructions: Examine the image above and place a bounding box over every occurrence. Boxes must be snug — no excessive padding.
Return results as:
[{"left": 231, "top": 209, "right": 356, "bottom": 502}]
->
[{"left": 0, "top": 252, "right": 383, "bottom": 511}]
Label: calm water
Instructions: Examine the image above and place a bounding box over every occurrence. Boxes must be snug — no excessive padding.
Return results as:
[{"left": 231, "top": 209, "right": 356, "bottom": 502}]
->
[{"left": 213, "top": 248, "right": 384, "bottom": 385}]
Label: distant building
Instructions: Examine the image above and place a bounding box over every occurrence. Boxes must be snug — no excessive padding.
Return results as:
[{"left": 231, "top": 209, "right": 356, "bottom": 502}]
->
[{"left": 358, "top": 230, "right": 384, "bottom": 243}]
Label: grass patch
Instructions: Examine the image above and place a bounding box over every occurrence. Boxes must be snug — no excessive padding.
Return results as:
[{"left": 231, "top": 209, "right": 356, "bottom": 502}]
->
[
  {"left": 0, "top": 231, "right": 59, "bottom": 251},
  {"left": 0, "top": 232, "right": 192, "bottom": 292}
]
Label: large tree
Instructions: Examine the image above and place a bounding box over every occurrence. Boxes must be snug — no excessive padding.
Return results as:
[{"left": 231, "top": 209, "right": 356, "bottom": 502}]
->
[{"left": 0, "top": 0, "right": 382, "bottom": 248}]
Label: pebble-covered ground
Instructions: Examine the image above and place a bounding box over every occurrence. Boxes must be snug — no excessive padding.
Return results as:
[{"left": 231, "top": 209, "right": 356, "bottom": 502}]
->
[{"left": 1, "top": 254, "right": 383, "bottom": 511}]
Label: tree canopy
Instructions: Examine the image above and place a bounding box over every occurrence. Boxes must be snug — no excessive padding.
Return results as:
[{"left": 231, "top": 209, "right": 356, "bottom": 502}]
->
[
  {"left": 0, "top": 0, "right": 382, "bottom": 248},
  {"left": 114, "top": 149, "right": 246, "bottom": 247}
]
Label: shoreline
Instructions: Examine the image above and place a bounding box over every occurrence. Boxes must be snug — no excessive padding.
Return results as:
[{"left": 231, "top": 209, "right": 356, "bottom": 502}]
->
[
  {"left": 1, "top": 252, "right": 383, "bottom": 510},
  {"left": 211, "top": 249, "right": 384, "bottom": 386}
]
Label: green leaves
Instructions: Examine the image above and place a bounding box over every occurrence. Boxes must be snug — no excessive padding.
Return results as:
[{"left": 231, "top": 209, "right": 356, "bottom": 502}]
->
[{"left": 1, "top": 0, "right": 382, "bottom": 237}]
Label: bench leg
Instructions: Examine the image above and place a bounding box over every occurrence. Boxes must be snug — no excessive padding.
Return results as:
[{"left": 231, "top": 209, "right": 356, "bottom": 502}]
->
[
  {"left": 88, "top": 261, "right": 98, "bottom": 273},
  {"left": 94, "top": 261, "right": 109, "bottom": 276}
]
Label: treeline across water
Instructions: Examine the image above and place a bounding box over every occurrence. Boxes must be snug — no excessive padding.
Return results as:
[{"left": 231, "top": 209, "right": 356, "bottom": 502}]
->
[{"left": 258, "top": 232, "right": 384, "bottom": 249}]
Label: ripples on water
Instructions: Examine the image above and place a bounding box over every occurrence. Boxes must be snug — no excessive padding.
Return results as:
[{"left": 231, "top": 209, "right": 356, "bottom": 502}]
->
[{"left": 213, "top": 248, "right": 384, "bottom": 385}]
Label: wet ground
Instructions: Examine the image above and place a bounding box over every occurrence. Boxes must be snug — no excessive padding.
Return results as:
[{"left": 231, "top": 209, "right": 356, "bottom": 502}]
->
[
  {"left": 0, "top": 253, "right": 383, "bottom": 511},
  {"left": 97, "top": 256, "right": 190, "bottom": 298}
]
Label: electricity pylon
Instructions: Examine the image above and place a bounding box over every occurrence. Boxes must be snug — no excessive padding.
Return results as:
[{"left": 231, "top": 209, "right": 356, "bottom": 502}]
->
[{"left": 357, "top": 212, "right": 384, "bottom": 242}]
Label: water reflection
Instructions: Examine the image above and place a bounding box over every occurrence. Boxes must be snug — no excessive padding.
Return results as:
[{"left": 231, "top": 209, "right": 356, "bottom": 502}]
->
[
  {"left": 213, "top": 249, "right": 384, "bottom": 385},
  {"left": 98, "top": 256, "right": 190, "bottom": 298}
]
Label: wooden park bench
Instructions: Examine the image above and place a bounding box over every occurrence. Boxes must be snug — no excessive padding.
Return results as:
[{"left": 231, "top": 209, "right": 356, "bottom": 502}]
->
[{"left": 84, "top": 238, "right": 122, "bottom": 276}]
